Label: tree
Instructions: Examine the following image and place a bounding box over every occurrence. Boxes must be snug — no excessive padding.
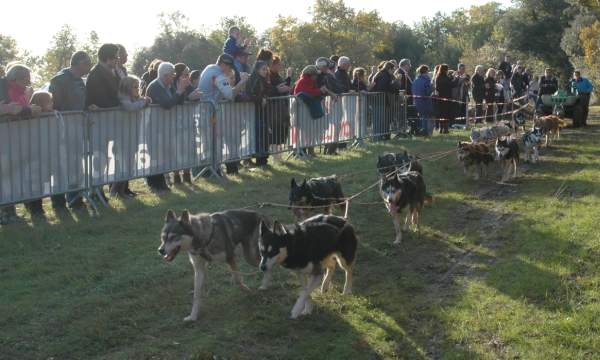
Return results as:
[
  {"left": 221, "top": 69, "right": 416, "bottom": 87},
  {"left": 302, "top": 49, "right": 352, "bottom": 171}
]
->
[
  {"left": 80, "top": 31, "right": 101, "bottom": 63},
  {"left": 132, "top": 12, "right": 221, "bottom": 76},
  {"left": 0, "top": 34, "right": 18, "bottom": 66},
  {"left": 39, "top": 25, "right": 78, "bottom": 82},
  {"left": 376, "top": 22, "right": 425, "bottom": 66}
]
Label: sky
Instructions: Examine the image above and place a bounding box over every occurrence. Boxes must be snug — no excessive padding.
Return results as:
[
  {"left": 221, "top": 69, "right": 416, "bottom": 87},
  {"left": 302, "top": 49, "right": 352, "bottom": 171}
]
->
[{"left": 1, "top": 0, "right": 512, "bottom": 56}]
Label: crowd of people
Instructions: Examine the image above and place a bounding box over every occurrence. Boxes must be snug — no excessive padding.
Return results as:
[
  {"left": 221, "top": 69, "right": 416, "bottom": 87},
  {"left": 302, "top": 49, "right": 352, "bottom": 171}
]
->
[{"left": 0, "top": 26, "right": 595, "bottom": 224}]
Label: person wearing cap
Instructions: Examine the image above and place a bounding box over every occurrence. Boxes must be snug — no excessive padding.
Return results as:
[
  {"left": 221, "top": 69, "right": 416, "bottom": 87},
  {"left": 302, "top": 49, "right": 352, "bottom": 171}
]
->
[
  {"left": 198, "top": 54, "right": 248, "bottom": 104},
  {"left": 570, "top": 70, "right": 594, "bottom": 127},
  {"left": 315, "top": 57, "right": 342, "bottom": 98},
  {"left": 223, "top": 26, "right": 250, "bottom": 58}
]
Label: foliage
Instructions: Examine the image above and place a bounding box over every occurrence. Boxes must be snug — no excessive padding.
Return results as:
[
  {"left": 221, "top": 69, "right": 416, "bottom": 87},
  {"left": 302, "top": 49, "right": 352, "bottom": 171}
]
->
[{"left": 0, "top": 34, "right": 19, "bottom": 67}]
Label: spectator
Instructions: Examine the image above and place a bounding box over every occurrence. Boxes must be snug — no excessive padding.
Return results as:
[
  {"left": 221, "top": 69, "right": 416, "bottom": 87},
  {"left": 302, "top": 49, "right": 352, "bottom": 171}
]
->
[
  {"left": 173, "top": 63, "right": 201, "bottom": 102},
  {"left": 511, "top": 64, "right": 525, "bottom": 99},
  {"left": 190, "top": 70, "right": 201, "bottom": 89},
  {"left": 570, "top": 70, "right": 594, "bottom": 127},
  {"left": 497, "top": 70, "right": 511, "bottom": 120},
  {"left": 48, "top": 51, "right": 92, "bottom": 209},
  {"left": 21, "top": 92, "right": 54, "bottom": 217},
  {"left": 412, "top": 65, "right": 433, "bottom": 136},
  {"left": 351, "top": 68, "right": 368, "bottom": 91},
  {"left": 484, "top": 68, "right": 497, "bottom": 123},
  {"left": 199, "top": 54, "right": 248, "bottom": 104},
  {"left": 452, "top": 64, "right": 469, "bottom": 124},
  {"left": 108, "top": 75, "right": 151, "bottom": 198},
  {"left": 316, "top": 57, "right": 343, "bottom": 154},
  {"left": 498, "top": 55, "right": 512, "bottom": 81},
  {"left": 198, "top": 54, "right": 249, "bottom": 174},
  {"left": 471, "top": 65, "right": 485, "bottom": 123},
  {"left": 86, "top": 43, "right": 121, "bottom": 203},
  {"left": 539, "top": 68, "right": 558, "bottom": 97},
  {"left": 268, "top": 56, "right": 292, "bottom": 152},
  {"left": 434, "top": 64, "right": 455, "bottom": 133},
  {"left": 86, "top": 44, "right": 120, "bottom": 109},
  {"left": 145, "top": 62, "right": 190, "bottom": 191},
  {"left": 5, "top": 65, "right": 34, "bottom": 107},
  {"left": 494, "top": 70, "right": 506, "bottom": 119},
  {"left": 395, "top": 59, "right": 413, "bottom": 96},
  {"left": 140, "top": 59, "right": 162, "bottom": 96},
  {"left": 116, "top": 44, "right": 128, "bottom": 79},
  {"left": 370, "top": 61, "right": 398, "bottom": 140},
  {"left": 0, "top": 102, "right": 22, "bottom": 116},
  {"left": 246, "top": 61, "right": 270, "bottom": 166},
  {"left": 329, "top": 55, "right": 340, "bottom": 73},
  {"left": 335, "top": 56, "right": 352, "bottom": 94},
  {"left": 293, "top": 65, "right": 325, "bottom": 119},
  {"left": 224, "top": 26, "right": 250, "bottom": 58}
]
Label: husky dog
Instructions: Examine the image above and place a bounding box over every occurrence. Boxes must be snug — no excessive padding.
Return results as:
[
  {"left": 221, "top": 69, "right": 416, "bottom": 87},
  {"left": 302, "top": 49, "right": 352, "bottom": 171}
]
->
[
  {"left": 457, "top": 141, "right": 495, "bottom": 180},
  {"left": 380, "top": 171, "right": 432, "bottom": 244},
  {"left": 289, "top": 175, "right": 346, "bottom": 220},
  {"left": 377, "top": 151, "right": 423, "bottom": 177},
  {"left": 522, "top": 127, "right": 543, "bottom": 163},
  {"left": 495, "top": 137, "right": 520, "bottom": 182},
  {"left": 470, "top": 124, "right": 512, "bottom": 143},
  {"left": 158, "top": 209, "right": 271, "bottom": 322},
  {"left": 259, "top": 217, "right": 358, "bottom": 319},
  {"left": 535, "top": 115, "right": 566, "bottom": 147}
]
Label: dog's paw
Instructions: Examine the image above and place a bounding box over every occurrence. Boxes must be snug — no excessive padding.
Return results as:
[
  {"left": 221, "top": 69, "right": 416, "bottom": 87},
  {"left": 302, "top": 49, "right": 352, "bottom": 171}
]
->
[
  {"left": 302, "top": 301, "right": 314, "bottom": 316},
  {"left": 183, "top": 315, "right": 198, "bottom": 322}
]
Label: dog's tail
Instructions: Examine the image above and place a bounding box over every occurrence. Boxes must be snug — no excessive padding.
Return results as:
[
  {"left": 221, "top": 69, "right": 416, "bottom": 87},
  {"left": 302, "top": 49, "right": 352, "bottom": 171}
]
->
[
  {"left": 424, "top": 193, "right": 434, "bottom": 205},
  {"left": 337, "top": 224, "right": 358, "bottom": 266}
]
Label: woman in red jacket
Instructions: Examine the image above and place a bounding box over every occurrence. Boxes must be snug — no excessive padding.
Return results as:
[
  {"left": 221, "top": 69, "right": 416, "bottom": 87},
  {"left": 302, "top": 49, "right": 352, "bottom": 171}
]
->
[{"left": 293, "top": 65, "right": 325, "bottom": 118}]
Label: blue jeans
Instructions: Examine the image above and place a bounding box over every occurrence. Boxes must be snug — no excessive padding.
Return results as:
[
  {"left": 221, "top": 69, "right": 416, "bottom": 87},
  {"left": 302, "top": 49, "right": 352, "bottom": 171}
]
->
[{"left": 296, "top": 93, "right": 324, "bottom": 119}]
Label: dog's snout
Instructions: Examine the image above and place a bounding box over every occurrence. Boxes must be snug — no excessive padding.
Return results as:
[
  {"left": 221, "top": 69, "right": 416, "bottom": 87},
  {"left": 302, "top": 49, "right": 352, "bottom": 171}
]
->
[
  {"left": 158, "top": 248, "right": 166, "bottom": 256},
  {"left": 260, "top": 264, "right": 267, "bottom": 272}
]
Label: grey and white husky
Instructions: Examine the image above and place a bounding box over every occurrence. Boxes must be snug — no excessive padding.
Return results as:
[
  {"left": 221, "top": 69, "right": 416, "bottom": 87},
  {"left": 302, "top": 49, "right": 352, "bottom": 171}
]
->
[
  {"left": 158, "top": 209, "right": 271, "bottom": 322},
  {"left": 521, "top": 127, "right": 543, "bottom": 163}
]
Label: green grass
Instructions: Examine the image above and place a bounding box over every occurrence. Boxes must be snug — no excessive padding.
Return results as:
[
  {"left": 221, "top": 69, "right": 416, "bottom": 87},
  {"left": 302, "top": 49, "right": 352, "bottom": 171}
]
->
[{"left": 1, "top": 125, "right": 600, "bottom": 359}]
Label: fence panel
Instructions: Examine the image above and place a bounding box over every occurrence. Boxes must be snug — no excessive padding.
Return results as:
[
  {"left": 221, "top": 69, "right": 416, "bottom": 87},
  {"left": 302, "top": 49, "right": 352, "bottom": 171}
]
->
[
  {"left": 89, "top": 103, "right": 208, "bottom": 187},
  {"left": 0, "top": 111, "right": 87, "bottom": 205},
  {"left": 264, "top": 96, "right": 293, "bottom": 155},
  {"left": 215, "top": 101, "right": 256, "bottom": 164}
]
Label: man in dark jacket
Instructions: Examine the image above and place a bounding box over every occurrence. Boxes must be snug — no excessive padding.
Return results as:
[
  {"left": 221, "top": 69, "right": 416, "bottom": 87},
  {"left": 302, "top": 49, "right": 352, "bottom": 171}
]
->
[
  {"left": 334, "top": 56, "right": 352, "bottom": 94},
  {"left": 511, "top": 65, "right": 525, "bottom": 99},
  {"left": 471, "top": 65, "right": 485, "bottom": 123},
  {"left": 48, "top": 51, "right": 92, "bottom": 209},
  {"left": 498, "top": 55, "right": 512, "bottom": 81},
  {"left": 86, "top": 44, "right": 120, "bottom": 109},
  {"left": 145, "top": 62, "right": 189, "bottom": 191},
  {"left": 86, "top": 43, "right": 120, "bottom": 203},
  {"left": 316, "top": 57, "right": 343, "bottom": 154}
]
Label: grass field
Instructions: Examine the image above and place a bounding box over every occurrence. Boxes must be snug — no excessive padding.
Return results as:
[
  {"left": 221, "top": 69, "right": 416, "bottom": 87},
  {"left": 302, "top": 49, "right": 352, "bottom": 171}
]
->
[{"left": 2, "top": 118, "right": 600, "bottom": 359}]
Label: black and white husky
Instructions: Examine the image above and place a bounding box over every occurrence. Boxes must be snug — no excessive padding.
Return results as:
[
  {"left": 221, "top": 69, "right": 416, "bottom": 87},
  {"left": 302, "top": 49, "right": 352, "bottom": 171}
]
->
[
  {"left": 495, "top": 137, "right": 520, "bottom": 182},
  {"left": 259, "top": 215, "right": 358, "bottom": 319},
  {"left": 521, "top": 127, "right": 543, "bottom": 163},
  {"left": 158, "top": 209, "right": 271, "bottom": 322}
]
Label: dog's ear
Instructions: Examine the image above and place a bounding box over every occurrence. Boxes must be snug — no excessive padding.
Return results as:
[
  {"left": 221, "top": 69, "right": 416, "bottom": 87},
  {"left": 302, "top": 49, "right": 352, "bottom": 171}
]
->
[
  {"left": 165, "top": 210, "right": 176, "bottom": 222},
  {"left": 301, "top": 179, "right": 307, "bottom": 187},
  {"left": 180, "top": 210, "right": 191, "bottom": 225},
  {"left": 273, "top": 221, "right": 287, "bottom": 235},
  {"left": 260, "top": 221, "right": 271, "bottom": 236},
  {"left": 291, "top": 178, "right": 297, "bottom": 188}
]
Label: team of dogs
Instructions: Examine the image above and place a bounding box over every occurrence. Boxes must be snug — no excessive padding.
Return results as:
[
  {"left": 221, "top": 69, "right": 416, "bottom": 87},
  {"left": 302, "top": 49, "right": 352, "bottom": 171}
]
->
[
  {"left": 459, "top": 114, "right": 566, "bottom": 182},
  {"left": 158, "top": 114, "right": 565, "bottom": 321}
]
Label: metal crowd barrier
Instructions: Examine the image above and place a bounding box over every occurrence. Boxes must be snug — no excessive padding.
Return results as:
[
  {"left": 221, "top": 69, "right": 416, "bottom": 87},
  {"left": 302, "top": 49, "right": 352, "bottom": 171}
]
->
[
  {"left": 0, "top": 111, "right": 87, "bottom": 205},
  {"left": 88, "top": 102, "right": 211, "bottom": 187},
  {"left": 0, "top": 93, "right": 410, "bottom": 207}
]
